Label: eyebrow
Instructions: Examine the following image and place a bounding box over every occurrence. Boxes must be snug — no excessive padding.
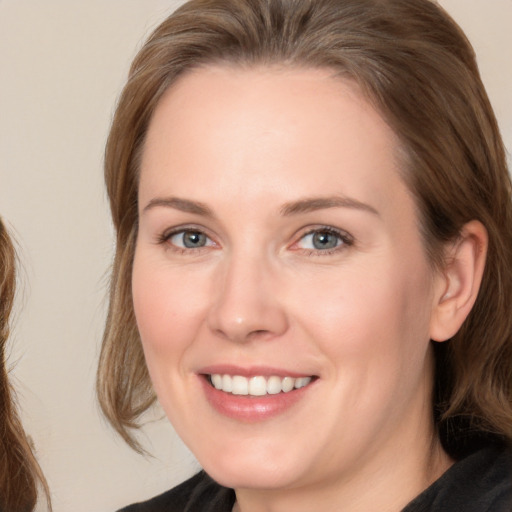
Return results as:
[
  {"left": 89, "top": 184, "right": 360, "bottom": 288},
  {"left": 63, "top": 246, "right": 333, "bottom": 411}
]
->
[
  {"left": 280, "top": 196, "right": 379, "bottom": 216},
  {"left": 142, "top": 197, "right": 214, "bottom": 217},
  {"left": 142, "top": 194, "right": 379, "bottom": 218}
]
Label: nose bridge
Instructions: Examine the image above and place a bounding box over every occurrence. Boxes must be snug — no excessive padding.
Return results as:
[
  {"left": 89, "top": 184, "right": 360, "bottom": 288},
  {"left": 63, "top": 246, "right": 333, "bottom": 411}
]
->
[{"left": 207, "top": 246, "right": 288, "bottom": 342}]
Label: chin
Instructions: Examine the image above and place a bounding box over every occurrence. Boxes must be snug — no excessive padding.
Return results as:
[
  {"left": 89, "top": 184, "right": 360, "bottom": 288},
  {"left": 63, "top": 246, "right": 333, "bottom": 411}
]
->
[
  {"left": 194, "top": 438, "right": 307, "bottom": 490},
  {"left": 204, "top": 458, "right": 302, "bottom": 490}
]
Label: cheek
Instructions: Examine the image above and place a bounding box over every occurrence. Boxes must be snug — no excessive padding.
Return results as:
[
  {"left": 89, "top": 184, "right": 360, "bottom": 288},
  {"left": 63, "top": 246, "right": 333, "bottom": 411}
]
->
[
  {"left": 131, "top": 251, "right": 210, "bottom": 366},
  {"left": 290, "top": 256, "right": 435, "bottom": 373}
]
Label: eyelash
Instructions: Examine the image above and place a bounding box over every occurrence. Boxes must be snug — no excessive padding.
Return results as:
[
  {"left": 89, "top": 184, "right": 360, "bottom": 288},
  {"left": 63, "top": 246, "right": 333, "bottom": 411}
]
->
[
  {"left": 291, "top": 226, "right": 354, "bottom": 256},
  {"left": 156, "top": 226, "right": 216, "bottom": 255},
  {"left": 156, "top": 225, "right": 354, "bottom": 256}
]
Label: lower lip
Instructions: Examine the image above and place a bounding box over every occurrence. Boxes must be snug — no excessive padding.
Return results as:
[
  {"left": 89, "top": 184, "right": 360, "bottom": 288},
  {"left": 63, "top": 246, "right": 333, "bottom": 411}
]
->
[{"left": 200, "top": 376, "right": 314, "bottom": 422}]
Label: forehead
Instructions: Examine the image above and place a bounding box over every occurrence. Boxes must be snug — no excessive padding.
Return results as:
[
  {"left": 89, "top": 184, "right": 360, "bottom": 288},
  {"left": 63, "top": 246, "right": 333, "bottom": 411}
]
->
[{"left": 139, "top": 65, "right": 411, "bottom": 219}]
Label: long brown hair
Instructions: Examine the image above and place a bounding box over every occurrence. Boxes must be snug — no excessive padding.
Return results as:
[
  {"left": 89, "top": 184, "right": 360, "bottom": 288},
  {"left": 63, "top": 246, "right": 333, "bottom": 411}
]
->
[
  {"left": 97, "top": 0, "right": 512, "bottom": 457},
  {"left": 0, "top": 219, "right": 51, "bottom": 511}
]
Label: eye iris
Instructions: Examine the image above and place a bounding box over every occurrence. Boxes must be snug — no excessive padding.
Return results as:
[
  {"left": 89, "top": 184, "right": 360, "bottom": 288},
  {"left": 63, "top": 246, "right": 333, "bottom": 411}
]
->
[
  {"left": 312, "top": 231, "right": 339, "bottom": 250},
  {"left": 183, "top": 231, "right": 206, "bottom": 248}
]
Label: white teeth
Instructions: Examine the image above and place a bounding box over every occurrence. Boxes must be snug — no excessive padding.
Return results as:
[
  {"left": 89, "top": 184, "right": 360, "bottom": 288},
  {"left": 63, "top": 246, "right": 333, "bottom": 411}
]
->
[
  {"left": 249, "top": 376, "right": 267, "bottom": 396},
  {"left": 209, "top": 374, "right": 313, "bottom": 396},
  {"left": 281, "top": 376, "right": 295, "bottom": 392},
  {"left": 232, "top": 375, "right": 249, "bottom": 395},
  {"left": 211, "top": 374, "right": 223, "bottom": 390},
  {"left": 222, "top": 374, "right": 233, "bottom": 392},
  {"left": 266, "top": 376, "right": 282, "bottom": 395},
  {"left": 295, "top": 377, "right": 312, "bottom": 389}
]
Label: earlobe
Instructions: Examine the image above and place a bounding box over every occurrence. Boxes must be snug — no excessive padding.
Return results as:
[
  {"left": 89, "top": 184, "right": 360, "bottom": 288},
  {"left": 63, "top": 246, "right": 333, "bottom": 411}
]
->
[{"left": 429, "top": 220, "right": 488, "bottom": 342}]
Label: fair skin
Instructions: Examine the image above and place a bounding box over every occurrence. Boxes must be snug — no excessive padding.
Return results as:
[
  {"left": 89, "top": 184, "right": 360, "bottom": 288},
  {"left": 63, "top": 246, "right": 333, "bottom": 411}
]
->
[{"left": 132, "top": 66, "right": 486, "bottom": 512}]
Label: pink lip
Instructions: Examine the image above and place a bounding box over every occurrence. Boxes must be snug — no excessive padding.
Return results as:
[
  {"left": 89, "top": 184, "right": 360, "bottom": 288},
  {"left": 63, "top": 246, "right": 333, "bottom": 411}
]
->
[
  {"left": 198, "top": 364, "right": 312, "bottom": 378},
  {"left": 198, "top": 367, "right": 317, "bottom": 423}
]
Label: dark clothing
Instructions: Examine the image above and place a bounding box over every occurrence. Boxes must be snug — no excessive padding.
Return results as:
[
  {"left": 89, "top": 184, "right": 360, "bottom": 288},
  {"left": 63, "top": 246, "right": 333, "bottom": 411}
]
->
[
  {"left": 119, "top": 445, "right": 512, "bottom": 511},
  {"left": 402, "top": 445, "right": 512, "bottom": 512},
  {"left": 119, "top": 472, "right": 235, "bottom": 512}
]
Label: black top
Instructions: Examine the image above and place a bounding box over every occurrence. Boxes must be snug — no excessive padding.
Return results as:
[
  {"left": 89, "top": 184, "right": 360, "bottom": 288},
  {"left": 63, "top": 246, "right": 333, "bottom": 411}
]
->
[{"left": 119, "top": 445, "right": 512, "bottom": 512}]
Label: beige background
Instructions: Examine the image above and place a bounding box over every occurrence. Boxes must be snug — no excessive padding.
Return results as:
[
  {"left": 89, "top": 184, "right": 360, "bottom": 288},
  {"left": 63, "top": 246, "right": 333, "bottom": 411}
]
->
[{"left": 0, "top": 1, "right": 510, "bottom": 511}]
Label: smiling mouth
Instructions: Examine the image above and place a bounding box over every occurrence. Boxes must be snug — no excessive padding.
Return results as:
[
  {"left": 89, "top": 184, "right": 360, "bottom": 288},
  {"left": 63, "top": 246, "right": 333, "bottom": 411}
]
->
[{"left": 207, "top": 374, "right": 315, "bottom": 397}]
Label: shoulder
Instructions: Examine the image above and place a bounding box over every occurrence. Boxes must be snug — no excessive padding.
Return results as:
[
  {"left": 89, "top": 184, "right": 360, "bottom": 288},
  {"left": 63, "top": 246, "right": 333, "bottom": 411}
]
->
[
  {"left": 403, "top": 444, "right": 512, "bottom": 512},
  {"left": 117, "top": 471, "right": 235, "bottom": 512}
]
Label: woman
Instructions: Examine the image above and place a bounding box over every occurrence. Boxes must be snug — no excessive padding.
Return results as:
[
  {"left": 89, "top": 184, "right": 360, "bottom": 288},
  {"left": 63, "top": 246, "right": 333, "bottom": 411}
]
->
[
  {"left": 97, "top": 0, "right": 512, "bottom": 510},
  {"left": 0, "top": 218, "right": 51, "bottom": 512}
]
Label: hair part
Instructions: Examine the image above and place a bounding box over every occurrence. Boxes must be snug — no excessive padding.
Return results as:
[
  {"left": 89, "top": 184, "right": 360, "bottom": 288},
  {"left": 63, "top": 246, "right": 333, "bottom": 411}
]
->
[
  {"left": 97, "top": 0, "right": 512, "bottom": 457},
  {"left": 0, "top": 218, "right": 52, "bottom": 511}
]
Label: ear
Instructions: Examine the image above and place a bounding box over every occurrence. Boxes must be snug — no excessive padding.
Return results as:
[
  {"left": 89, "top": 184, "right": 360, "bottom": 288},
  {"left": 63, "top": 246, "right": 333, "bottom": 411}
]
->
[{"left": 430, "top": 220, "right": 488, "bottom": 342}]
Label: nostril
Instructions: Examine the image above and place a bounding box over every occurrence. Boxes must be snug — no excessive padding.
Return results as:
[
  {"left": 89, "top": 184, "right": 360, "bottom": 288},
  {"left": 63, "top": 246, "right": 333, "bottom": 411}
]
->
[{"left": 248, "top": 329, "right": 271, "bottom": 337}]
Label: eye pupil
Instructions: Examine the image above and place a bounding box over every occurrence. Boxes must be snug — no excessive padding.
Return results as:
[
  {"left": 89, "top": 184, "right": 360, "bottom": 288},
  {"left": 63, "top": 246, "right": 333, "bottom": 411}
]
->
[
  {"left": 183, "top": 231, "right": 206, "bottom": 248},
  {"left": 312, "top": 231, "right": 338, "bottom": 250}
]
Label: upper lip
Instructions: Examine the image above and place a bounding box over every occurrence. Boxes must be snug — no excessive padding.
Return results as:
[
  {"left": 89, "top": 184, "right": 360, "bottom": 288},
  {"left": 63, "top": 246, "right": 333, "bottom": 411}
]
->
[{"left": 198, "top": 364, "right": 316, "bottom": 379}]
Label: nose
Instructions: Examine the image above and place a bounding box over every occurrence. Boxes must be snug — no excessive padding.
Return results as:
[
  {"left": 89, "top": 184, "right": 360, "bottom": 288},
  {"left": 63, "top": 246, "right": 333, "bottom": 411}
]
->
[{"left": 207, "top": 253, "right": 289, "bottom": 343}]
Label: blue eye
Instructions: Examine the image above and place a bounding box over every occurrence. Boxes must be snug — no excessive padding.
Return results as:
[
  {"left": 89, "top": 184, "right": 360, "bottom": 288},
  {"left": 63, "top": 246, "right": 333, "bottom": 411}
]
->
[
  {"left": 168, "top": 230, "right": 212, "bottom": 249},
  {"left": 297, "top": 228, "right": 350, "bottom": 251}
]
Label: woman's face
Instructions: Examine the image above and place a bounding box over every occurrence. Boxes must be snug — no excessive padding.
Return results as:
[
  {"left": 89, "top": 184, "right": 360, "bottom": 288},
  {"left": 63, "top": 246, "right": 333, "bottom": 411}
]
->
[{"left": 133, "top": 66, "right": 445, "bottom": 492}]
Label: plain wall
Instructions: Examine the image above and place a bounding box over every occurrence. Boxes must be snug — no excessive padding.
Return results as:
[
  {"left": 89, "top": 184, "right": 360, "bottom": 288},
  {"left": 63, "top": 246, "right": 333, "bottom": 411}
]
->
[{"left": 0, "top": 1, "right": 510, "bottom": 511}]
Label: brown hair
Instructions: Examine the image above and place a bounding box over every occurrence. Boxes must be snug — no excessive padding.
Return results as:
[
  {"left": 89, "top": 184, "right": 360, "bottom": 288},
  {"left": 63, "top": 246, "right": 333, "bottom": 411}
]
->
[
  {"left": 0, "top": 218, "right": 51, "bottom": 511},
  {"left": 97, "top": 0, "right": 512, "bottom": 457}
]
